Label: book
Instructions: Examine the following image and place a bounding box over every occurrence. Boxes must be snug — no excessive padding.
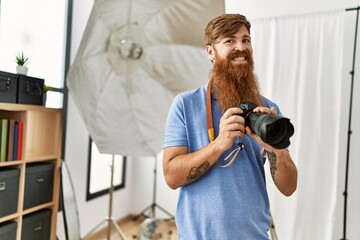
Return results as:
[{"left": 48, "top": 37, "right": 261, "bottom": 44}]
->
[
  {"left": 0, "top": 121, "right": 2, "bottom": 162},
  {"left": 13, "top": 123, "right": 18, "bottom": 160},
  {"left": 0, "top": 119, "right": 9, "bottom": 162},
  {"left": 17, "top": 121, "right": 23, "bottom": 160},
  {"left": 7, "top": 119, "right": 16, "bottom": 161}
]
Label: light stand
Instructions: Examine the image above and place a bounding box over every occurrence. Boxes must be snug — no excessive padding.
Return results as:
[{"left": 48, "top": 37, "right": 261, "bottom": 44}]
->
[
  {"left": 341, "top": 6, "right": 360, "bottom": 240},
  {"left": 84, "top": 155, "right": 127, "bottom": 240},
  {"left": 269, "top": 212, "right": 278, "bottom": 240},
  {"left": 133, "top": 155, "right": 174, "bottom": 220}
]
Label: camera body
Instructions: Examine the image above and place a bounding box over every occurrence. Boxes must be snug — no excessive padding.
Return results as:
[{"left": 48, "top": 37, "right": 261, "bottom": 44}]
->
[{"left": 239, "top": 102, "right": 294, "bottom": 149}]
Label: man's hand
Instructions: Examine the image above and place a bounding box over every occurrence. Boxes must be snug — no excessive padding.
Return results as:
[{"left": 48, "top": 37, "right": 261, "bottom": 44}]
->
[
  {"left": 245, "top": 106, "right": 277, "bottom": 152},
  {"left": 214, "top": 107, "right": 246, "bottom": 152}
]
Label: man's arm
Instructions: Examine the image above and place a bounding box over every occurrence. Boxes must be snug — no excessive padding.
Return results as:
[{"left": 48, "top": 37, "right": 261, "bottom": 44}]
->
[
  {"left": 163, "top": 107, "right": 245, "bottom": 189},
  {"left": 247, "top": 106, "right": 298, "bottom": 196},
  {"left": 163, "top": 144, "right": 220, "bottom": 189},
  {"left": 266, "top": 149, "right": 297, "bottom": 196}
]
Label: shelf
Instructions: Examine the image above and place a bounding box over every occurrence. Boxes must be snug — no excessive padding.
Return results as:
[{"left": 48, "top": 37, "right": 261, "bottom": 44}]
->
[
  {"left": 0, "top": 213, "right": 19, "bottom": 224},
  {"left": 22, "top": 202, "right": 54, "bottom": 215},
  {"left": 0, "top": 160, "right": 23, "bottom": 167},
  {"left": 0, "top": 102, "right": 62, "bottom": 240}
]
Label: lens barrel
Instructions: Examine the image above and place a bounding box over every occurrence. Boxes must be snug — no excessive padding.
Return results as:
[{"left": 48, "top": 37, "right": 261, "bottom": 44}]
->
[
  {"left": 239, "top": 102, "right": 294, "bottom": 149},
  {"left": 247, "top": 113, "right": 294, "bottom": 149}
]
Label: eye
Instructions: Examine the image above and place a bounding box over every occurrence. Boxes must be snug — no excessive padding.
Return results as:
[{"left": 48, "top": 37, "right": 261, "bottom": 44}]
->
[
  {"left": 224, "top": 39, "right": 234, "bottom": 44},
  {"left": 243, "top": 38, "right": 251, "bottom": 44}
]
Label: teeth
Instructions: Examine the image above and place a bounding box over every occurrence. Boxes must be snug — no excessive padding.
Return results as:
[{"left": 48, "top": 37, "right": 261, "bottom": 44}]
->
[{"left": 234, "top": 57, "right": 245, "bottom": 61}]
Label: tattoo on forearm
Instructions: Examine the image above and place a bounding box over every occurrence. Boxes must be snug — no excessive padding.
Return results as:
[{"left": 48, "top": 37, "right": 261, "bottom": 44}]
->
[
  {"left": 186, "top": 161, "right": 211, "bottom": 184},
  {"left": 267, "top": 151, "right": 277, "bottom": 180}
]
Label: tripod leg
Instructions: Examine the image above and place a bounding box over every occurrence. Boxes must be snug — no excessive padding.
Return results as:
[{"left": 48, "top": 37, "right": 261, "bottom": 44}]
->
[
  {"left": 153, "top": 203, "right": 174, "bottom": 219},
  {"left": 83, "top": 155, "right": 128, "bottom": 240},
  {"left": 111, "top": 218, "right": 127, "bottom": 240},
  {"left": 134, "top": 155, "right": 174, "bottom": 221},
  {"left": 269, "top": 212, "right": 278, "bottom": 240},
  {"left": 132, "top": 204, "right": 154, "bottom": 220},
  {"left": 83, "top": 219, "right": 107, "bottom": 239}
]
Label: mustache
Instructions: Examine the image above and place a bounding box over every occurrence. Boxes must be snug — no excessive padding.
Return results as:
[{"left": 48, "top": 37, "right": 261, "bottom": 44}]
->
[{"left": 227, "top": 49, "right": 251, "bottom": 61}]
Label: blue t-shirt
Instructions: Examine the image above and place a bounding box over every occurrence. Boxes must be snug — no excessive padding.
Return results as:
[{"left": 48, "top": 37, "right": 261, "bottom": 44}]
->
[{"left": 164, "top": 84, "right": 282, "bottom": 240}]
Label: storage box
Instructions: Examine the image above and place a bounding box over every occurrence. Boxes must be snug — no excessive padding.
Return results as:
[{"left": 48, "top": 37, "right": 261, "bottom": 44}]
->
[
  {"left": 21, "top": 209, "right": 52, "bottom": 240},
  {"left": 23, "top": 163, "right": 54, "bottom": 209},
  {"left": 0, "top": 221, "right": 17, "bottom": 240},
  {"left": 17, "top": 75, "right": 44, "bottom": 105},
  {"left": 0, "top": 71, "right": 18, "bottom": 103},
  {"left": 0, "top": 168, "right": 20, "bottom": 217}
]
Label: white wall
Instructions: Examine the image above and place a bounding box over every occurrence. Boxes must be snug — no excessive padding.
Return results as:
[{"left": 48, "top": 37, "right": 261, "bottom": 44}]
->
[
  {"left": 225, "top": 0, "right": 356, "bottom": 19},
  {"left": 61, "top": 0, "right": 360, "bottom": 239}
]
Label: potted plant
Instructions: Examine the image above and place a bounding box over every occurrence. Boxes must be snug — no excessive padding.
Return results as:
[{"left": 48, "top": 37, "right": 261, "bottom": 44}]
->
[{"left": 16, "top": 52, "right": 29, "bottom": 75}]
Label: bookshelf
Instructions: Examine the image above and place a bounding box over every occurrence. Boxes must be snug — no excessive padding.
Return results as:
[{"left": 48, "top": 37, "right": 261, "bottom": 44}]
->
[{"left": 0, "top": 102, "right": 62, "bottom": 240}]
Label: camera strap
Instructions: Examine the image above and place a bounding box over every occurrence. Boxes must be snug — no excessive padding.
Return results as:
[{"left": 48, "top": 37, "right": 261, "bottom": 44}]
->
[
  {"left": 206, "top": 80, "right": 215, "bottom": 142},
  {"left": 206, "top": 80, "right": 244, "bottom": 168}
]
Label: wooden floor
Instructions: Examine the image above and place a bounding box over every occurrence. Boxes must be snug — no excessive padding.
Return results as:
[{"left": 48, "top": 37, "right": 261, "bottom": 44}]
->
[{"left": 83, "top": 214, "right": 178, "bottom": 240}]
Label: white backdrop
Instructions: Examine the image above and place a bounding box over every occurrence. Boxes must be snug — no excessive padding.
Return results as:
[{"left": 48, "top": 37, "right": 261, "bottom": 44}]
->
[{"left": 251, "top": 11, "right": 345, "bottom": 239}]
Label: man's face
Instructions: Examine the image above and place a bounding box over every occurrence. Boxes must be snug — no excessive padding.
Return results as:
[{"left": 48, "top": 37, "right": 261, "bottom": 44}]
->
[
  {"left": 207, "top": 25, "right": 262, "bottom": 112},
  {"left": 206, "top": 25, "right": 253, "bottom": 64}
]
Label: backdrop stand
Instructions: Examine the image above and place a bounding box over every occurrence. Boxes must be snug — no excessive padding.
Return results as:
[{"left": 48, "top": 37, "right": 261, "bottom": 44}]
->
[
  {"left": 133, "top": 155, "right": 174, "bottom": 220},
  {"left": 341, "top": 6, "right": 360, "bottom": 240},
  {"left": 83, "top": 155, "right": 127, "bottom": 240},
  {"left": 269, "top": 212, "right": 278, "bottom": 240}
]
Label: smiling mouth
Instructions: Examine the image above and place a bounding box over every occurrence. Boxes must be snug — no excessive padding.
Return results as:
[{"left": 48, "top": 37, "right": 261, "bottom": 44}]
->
[{"left": 232, "top": 56, "right": 247, "bottom": 64}]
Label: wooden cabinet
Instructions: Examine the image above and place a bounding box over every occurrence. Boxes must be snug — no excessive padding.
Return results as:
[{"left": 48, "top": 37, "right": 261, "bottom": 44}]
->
[{"left": 0, "top": 103, "right": 62, "bottom": 240}]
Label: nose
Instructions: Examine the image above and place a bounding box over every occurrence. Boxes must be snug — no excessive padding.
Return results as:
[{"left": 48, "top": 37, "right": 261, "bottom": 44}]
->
[{"left": 234, "top": 41, "right": 247, "bottom": 51}]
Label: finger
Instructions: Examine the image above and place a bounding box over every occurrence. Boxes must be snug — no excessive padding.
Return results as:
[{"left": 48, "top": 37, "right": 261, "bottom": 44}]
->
[
  {"left": 270, "top": 106, "right": 277, "bottom": 114},
  {"left": 220, "top": 114, "right": 245, "bottom": 128},
  {"left": 222, "top": 107, "right": 243, "bottom": 119},
  {"left": 225, "top": 129, "right": 245, "bottom": 139},
  {"left": 252, "top": 106, "right": 276, "bottom": 115},
  {"left": 246, "top": 127, "right": 265, "bottom": 146},
  {"left": 221, "top": 122, "right": 245, "bottom": 137},
  {"left": 245, "top": 126, "right": 251, "bottom": 134},
  {"left": 228, "top": 122, "right": 246, "bottom": 133},
  {"left": 246, "top": 126, "right": 275, "bottom": 151}
]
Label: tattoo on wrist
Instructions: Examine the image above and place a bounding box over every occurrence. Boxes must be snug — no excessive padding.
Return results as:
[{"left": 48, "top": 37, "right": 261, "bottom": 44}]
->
[
  {"left": 186, "top": 161, "right": 211, "bottom": 183},
  {"left": 267, "top": 151, "right": 277, "bottom": 180}
]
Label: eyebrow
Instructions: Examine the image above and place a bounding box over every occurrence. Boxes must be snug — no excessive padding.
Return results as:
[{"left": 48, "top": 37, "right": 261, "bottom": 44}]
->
[{"left": 221, "top": 34, "right": 251, "bottom": 41}]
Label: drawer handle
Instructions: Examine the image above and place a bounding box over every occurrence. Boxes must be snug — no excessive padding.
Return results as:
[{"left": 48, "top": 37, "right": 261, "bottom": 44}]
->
[
  {"left": 0, "top": 181, "right": 5, "bottom": 191},
  {"left": 0, "top": 79, "right": 10, "bottom": 91},
  {"left": 37, "top": 176, "right": 44, "bottom": 182},
  {"left": 34, "top": 223, "right": 42, "bottom": 231}
]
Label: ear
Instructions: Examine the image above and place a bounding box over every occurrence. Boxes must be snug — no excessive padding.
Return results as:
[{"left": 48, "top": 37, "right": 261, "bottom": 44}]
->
[{"left": 206, "top": 45, "right": 215, "bottom": 62}]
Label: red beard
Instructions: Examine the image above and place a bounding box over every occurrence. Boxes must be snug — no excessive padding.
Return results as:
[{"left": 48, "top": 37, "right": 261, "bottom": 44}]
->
[{"left": 211, "top": 49, "right": 262, "bottom": 112}]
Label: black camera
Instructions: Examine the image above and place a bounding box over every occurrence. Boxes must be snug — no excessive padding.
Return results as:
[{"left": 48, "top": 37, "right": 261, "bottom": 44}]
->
[{"left": 239, "top": 102, "right": 294, "bottom": 149}]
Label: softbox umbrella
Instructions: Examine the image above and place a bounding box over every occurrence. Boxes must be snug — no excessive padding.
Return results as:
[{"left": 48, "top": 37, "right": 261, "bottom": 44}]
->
[{"left": 67, "top": 0, "right": 225, "bottom": 157}]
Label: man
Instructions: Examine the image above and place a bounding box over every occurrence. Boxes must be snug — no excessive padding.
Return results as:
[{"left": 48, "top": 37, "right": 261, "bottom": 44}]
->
[{"left": 163, "top": 14, "right": 297, "bottom": 239}]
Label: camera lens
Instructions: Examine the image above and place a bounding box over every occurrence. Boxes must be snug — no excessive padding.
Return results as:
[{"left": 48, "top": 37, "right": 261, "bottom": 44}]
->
[
  {"left": 266, "top": 119, "right": 286, "bottom": 141},
  {"left": 248, "top": 113, "right": 294, "bottom": 149}
]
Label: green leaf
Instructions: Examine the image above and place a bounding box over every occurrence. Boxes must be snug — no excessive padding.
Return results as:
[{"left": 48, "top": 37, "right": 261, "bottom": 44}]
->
[{"left": 16, "top": 52, "right": 29, "bottom": 66}]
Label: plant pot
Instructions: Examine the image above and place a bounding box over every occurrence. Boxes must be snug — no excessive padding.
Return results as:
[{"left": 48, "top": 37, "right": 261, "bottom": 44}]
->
[{"left": 16, "top": 66, "right": 28, "bottom": 75}]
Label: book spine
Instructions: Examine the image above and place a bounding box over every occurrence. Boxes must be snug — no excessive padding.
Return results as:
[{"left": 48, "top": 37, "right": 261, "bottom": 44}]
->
[
  {"left": 0, "top": 121, "right": 2, "bottom": 162},
  {"left": 7, "top": 119, "right": 15, "bottom": 161},
  {"left": 13, "top": 123, "right": 18, "bottom": 160},
  {"left": 17, "top": 121, "right": 23, "bottom": 160},
  {"left": 0, "top": 119, "right": 9, "bottom": 162}
]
